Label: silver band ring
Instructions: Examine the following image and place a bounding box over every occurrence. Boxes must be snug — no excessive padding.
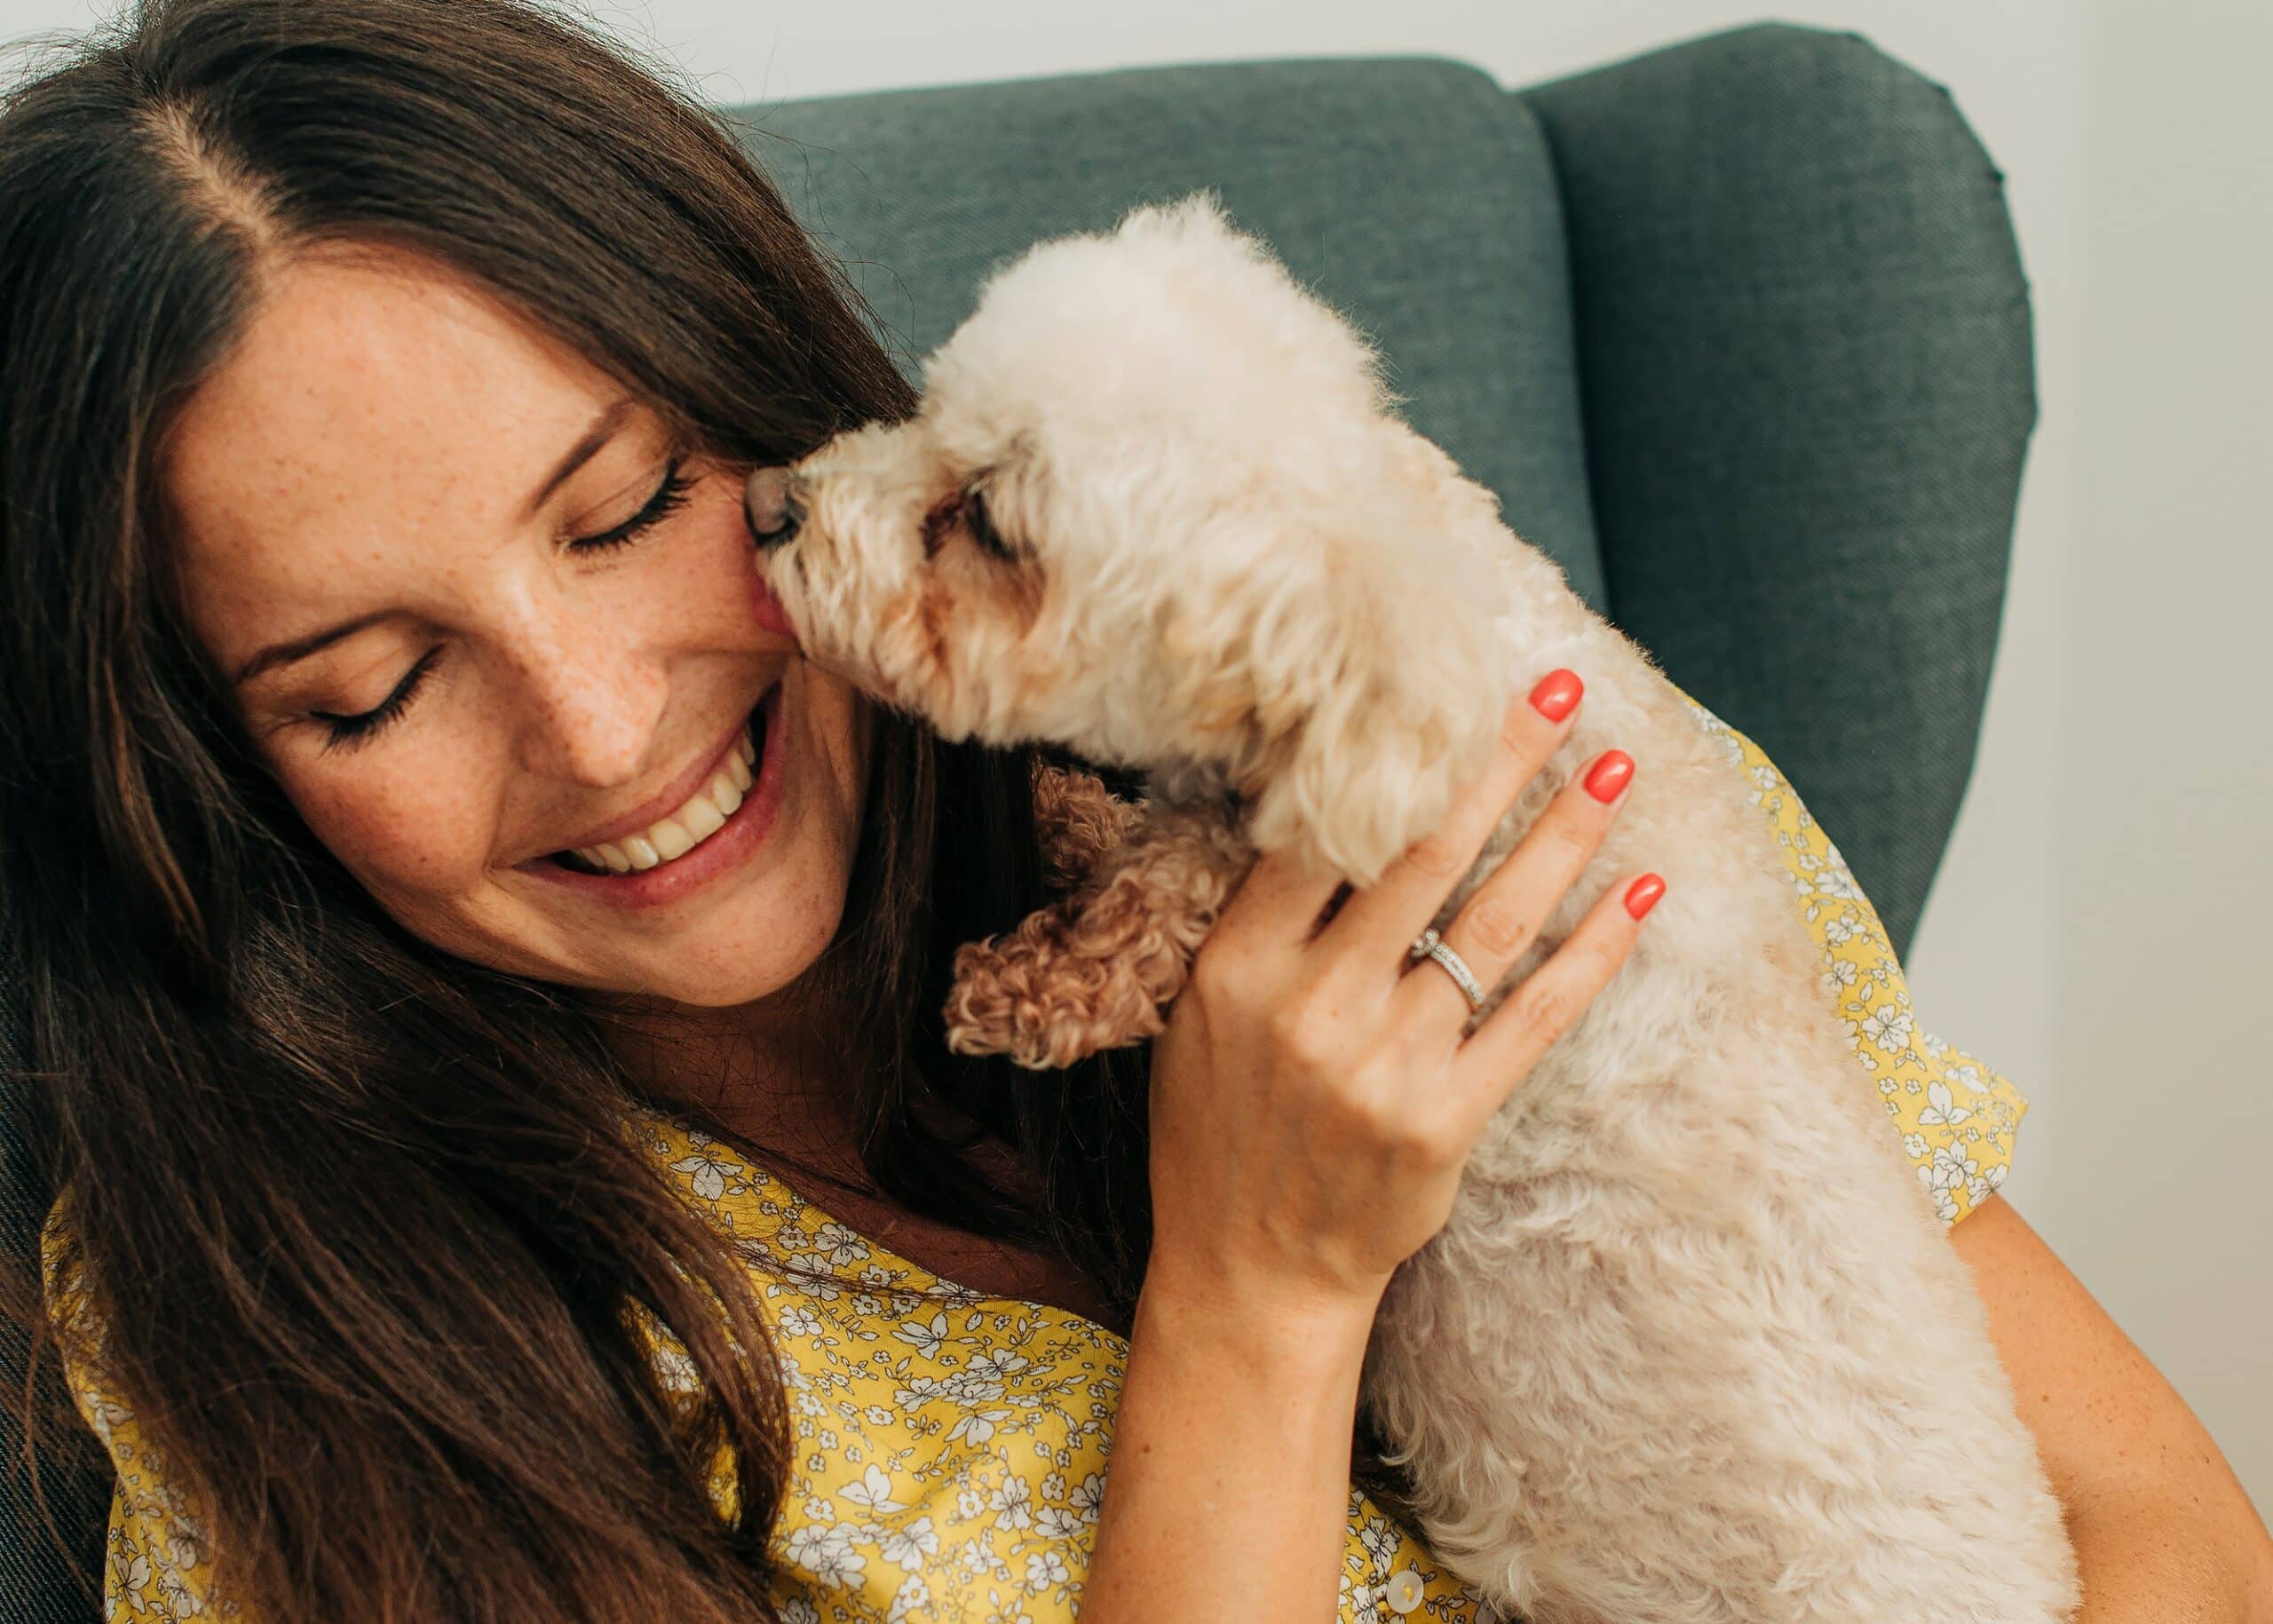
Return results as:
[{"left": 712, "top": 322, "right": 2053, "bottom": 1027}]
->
[{"left": 1409, "top": 927, "right": 1487, "bottom": 1013}]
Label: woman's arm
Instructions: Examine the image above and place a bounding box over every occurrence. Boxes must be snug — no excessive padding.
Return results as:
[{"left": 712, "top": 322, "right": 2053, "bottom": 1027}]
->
[
  {"left": 1086, "top": 1267, "right": 1381, "bottom": 1621},
  {"left": 1952, "top": 1194, "right": 2273, "bottom": 1623}
]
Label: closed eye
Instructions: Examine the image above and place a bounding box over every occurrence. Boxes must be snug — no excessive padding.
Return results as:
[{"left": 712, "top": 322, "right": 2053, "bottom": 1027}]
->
[
  {"left": 285, "top": 459, "right": 696, "bottom": 757},
  {"left": 570, "top": 456, "right": 695, "bottom": 553},
  {"left": 310, "top": 645, "right": 442, "bottom": 754},
  {"left": 962, "top": 488, "right": 1018, "bottom": 561}
]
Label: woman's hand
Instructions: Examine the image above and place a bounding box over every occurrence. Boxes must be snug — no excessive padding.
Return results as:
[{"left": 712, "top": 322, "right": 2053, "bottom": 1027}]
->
[
  {"left": 1091, "top": 669, "right": 1654, "bottom": 1620},
  {"left": 1143, "top": 669, "right": 1662, "bottom": 1321}
]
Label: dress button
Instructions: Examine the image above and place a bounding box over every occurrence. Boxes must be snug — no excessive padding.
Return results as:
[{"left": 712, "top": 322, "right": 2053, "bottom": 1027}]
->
[{"left": 1384, "top": 1567, "right": 1425, "bottom": 1613}]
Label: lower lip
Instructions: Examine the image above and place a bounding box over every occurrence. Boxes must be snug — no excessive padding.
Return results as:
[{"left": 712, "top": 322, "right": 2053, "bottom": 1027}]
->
[{"left": 520, "top": 680, "right": 789, "bottom": 912}]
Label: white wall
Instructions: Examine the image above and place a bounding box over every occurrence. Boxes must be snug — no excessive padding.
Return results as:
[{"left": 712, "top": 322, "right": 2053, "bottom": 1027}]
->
[{"left": 7, "top": 0, "right": 2266, "bottom": 1509}]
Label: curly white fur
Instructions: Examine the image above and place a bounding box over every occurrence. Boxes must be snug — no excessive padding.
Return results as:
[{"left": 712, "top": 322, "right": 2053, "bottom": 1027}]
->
[{"left": 755, "top": 192, "right": 2081, "bottom": 1623}]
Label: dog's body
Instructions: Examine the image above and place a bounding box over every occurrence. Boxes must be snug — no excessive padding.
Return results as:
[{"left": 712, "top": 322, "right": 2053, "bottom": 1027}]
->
[{"left": 751, "top": 193, "right": 2079, "bottom": 1622}]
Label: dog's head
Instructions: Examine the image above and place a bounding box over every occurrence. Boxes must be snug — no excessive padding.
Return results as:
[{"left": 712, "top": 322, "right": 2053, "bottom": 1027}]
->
[{"left": 750, "top": 191, "right": 1524, "bottom": 883}]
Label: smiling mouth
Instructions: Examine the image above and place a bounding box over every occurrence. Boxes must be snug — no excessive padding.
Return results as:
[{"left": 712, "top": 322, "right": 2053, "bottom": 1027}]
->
[{"left": 548, "top": 694, "right": 768, "bottom": 875}]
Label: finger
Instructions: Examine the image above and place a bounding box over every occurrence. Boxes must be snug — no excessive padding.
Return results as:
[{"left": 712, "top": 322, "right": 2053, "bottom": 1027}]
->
[
  {"left": 1446, "top": 867, "right": 1667, "bottom": 1128},
  {"left": 1321, "top": 667, "right": 1584, "bottom": 956},
  {"left": 1391, "top": 746, "right": 1635, "bottom": 1033}
]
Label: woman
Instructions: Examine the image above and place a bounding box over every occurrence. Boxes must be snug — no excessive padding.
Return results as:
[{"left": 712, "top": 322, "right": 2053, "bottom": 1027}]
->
[{"left": 0, "top": 1, "right": 2263, "bottom": 1620}]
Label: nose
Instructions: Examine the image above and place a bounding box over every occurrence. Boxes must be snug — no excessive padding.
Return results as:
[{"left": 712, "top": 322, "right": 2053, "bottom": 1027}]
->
[
  {"left": 744, "top": 466, "right": 804, "bottom": 551},
  {"left": 508, "top": 615, "right": 669, "bottom": 788}
]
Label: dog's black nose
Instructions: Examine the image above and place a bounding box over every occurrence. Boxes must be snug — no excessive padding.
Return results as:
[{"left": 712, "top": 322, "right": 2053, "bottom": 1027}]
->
[{"left": 745, "top": 467, "right": 804, "bottom": 551}]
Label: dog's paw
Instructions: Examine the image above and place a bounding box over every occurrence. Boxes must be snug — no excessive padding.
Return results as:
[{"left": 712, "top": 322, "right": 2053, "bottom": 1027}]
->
[
  {"left": 1031, "top": 762, "right": 1141, "bottom": 892},
  {"left": 944, "top": 926, "right": 1166, "bottom": 1070}
]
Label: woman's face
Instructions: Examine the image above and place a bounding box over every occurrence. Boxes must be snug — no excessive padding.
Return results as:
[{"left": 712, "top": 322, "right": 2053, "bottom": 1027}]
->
[{"left": 163, "top": 247, "right": 870, "bottom": 1007}]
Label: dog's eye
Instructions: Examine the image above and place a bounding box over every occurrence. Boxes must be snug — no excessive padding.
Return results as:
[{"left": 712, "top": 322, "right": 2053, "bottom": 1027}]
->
[{"left": 962, "top": 489, "right": 1018, "bottom": 562}]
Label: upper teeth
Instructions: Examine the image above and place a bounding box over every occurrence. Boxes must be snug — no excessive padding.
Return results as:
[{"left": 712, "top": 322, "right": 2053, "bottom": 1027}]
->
[{"left": 572, "top": 723, "right": 757, "bottom": 874}]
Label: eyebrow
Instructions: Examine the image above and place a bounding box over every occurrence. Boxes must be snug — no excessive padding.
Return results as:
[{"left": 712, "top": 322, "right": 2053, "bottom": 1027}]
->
[{"left": 229, "top": 394, "right": 638, "bottom": 688}]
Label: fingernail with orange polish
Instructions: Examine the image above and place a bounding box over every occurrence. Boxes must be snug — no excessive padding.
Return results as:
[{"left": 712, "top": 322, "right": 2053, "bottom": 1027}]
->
[
  {"left": 1624, "top": 874, "right": 1667, "bottom": 920},
  {"left": 1528, "top": 669, "right": 1583, "bottom": 722},
  {"left": 1583, "top": 749, "right": 1635, "bottom": 803}
]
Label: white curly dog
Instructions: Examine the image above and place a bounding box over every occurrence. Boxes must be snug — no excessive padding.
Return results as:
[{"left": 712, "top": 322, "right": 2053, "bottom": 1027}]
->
[{"left": 745, "top": 192, "right": 2080, "bottom": 1624}]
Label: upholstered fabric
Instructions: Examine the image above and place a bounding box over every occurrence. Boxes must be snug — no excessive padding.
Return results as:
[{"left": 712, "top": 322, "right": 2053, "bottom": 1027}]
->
[{"left": 1523, "top": 25, "right": 2034, "bottom": 956}]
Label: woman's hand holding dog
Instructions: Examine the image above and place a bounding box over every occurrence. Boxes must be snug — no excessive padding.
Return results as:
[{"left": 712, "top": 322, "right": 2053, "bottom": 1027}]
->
[
  {"left": 1089, "top": 675, "right": 1660, "bottom": 1620},
  {"left": 1143, "top": 669, "right": 1662, "bottom": 1323}
]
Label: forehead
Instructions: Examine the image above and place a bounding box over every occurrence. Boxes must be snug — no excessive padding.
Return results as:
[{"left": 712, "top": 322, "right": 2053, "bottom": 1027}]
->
[{"left": 162, "top": 249, "right": 627, "bottom": 655}]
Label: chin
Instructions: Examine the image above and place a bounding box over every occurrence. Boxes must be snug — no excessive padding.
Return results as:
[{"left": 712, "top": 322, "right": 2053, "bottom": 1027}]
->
[
  {"left": 531, "top": 828, "right": 855, "bottom": 1008},
  {"left": 630, "top": 905, "right": 846, "bottom": 1009}
]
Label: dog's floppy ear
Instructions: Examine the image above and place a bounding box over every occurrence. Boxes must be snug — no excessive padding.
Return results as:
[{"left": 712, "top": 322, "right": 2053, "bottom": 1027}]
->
[
  {"left": 1181, "top": 430, "right": 1517, "bottom": 886},
  {"left": 1242, "top": 569, "right": 1509, "bottom": 887}
]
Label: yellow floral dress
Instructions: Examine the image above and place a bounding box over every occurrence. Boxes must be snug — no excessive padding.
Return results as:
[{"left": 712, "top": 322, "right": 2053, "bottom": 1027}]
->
[{"left": 40, "top": 698, "right": 2029, "bottom": 1623}]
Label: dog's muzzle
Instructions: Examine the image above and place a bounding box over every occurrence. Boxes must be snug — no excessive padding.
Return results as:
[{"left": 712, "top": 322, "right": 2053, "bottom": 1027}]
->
[{"left": 745, "top": 466, "right": 805, "bottom": 551}]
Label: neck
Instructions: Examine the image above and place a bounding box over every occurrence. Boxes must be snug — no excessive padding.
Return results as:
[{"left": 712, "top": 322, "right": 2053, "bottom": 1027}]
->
[{"left": 595, "top": 975, "right": 874, "bottom": 1192}]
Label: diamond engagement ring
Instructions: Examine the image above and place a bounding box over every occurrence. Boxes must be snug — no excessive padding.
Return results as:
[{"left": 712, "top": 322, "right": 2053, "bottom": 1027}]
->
[{"left": 1408, "top": 927, "right": 1487, "bottom": 1013}]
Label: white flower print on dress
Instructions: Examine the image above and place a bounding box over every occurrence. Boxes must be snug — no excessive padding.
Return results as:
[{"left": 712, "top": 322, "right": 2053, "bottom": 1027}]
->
[
  {"left": 154, "top": 1564, "right": 205, "bottom": 1620},
  {"left": 1068, "top": 1472, "right": 1106, "bottom": 1521},
  {"left": 669, "top": 1145, "right": 743, "bottom": 1202},
  {"left": 1858, "top": 1002, "right": 1916, "bottom": 1054},
  {"left": 941, "top": 1365, "right": 1008, "bottom": 1405},
  {"left": 810, "top": 1221, "right": 871, "bottom": 1269},
  {"left": 1918, "top": 1081, "right": 1972, "bottom": 1127},
  {"left": 1968, "top": 1163, "right": 2009, "bottom": 1208},
  {"left": 842, "top": 1463, "right": 907, "bottom": 1517},
  {"left": 896, "top": 1311, "right": 949, "bottom": 1358},
  {"left": 991, "top": 1473, "right": 1036, "bottom": 1531},
  {"left": 947, "top": 1408, "right": 1015, "bottom": 1446},
  {"left": 1026, "top": 1549, "right": 1071, "bottom": 1590},
  {"left": 885, "top": 1573, "right": 931, "bottom": 1622},
  {"left": 893, "top": 1374, "right": 948, "bottom": 1414},
  {"left": 1926, "top": 1142, "right": 1981, "bottom": 1191},
  {"left": 1811, "top": 856, "right": 1861, "bottom": 901},
  {"left": 782, "top": 1521, "right": 868, "bottom": 1585},
  {"left": 1358, "top": 1513, "right": 1399, "bottom": 1565},
  {"left": 879, "top": 1514, "right": 941, "bottom": 1572},
  {"left": 1823, "top": 908, "right": 1871, "bottom": 946}
]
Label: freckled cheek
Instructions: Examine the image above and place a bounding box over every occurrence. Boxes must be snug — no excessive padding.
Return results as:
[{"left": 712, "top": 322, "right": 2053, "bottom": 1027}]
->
[
  {"left": 653, "top": 480, "right": 782, "bottom": 646},
  {"left": 289, "top": 766, "right": 505, "bottom": 907}
]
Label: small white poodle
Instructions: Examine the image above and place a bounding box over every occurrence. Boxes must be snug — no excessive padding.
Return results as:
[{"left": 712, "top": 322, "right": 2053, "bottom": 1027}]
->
[{"left": 746, "top": 193, "right": 2080, "bottom": 1623}]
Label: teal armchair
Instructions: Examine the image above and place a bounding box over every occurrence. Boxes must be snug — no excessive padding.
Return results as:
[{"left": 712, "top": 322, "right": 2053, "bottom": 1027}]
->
[{"left": 0, "top": 21, "right": 2033, "bottom": 1618}]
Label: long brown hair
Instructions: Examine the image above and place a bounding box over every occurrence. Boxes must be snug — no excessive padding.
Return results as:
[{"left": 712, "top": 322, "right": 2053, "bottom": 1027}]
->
[{"left": 0, "top": 2, "right": 1184, "bottom": 1618}]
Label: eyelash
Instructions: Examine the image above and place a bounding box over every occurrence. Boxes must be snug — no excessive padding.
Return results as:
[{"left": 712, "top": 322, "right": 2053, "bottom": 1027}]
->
[
  {"left": 569, "top": 456, "right": 695, "bottom": 553},
  {"left": 309, "top": 459, "right": 696, "bottom": 752},
  {"left": 312, "top": 645, "right": 442, "bottom": 754}
]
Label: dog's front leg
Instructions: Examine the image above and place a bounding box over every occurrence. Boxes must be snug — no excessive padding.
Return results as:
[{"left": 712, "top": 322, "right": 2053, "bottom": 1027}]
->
[
  {"left": 1028, "top": 760, "right": 1142, "bottom": 892},
  {"left": 944, "top": 802, "right": 1253, "bottom": 1070}
]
